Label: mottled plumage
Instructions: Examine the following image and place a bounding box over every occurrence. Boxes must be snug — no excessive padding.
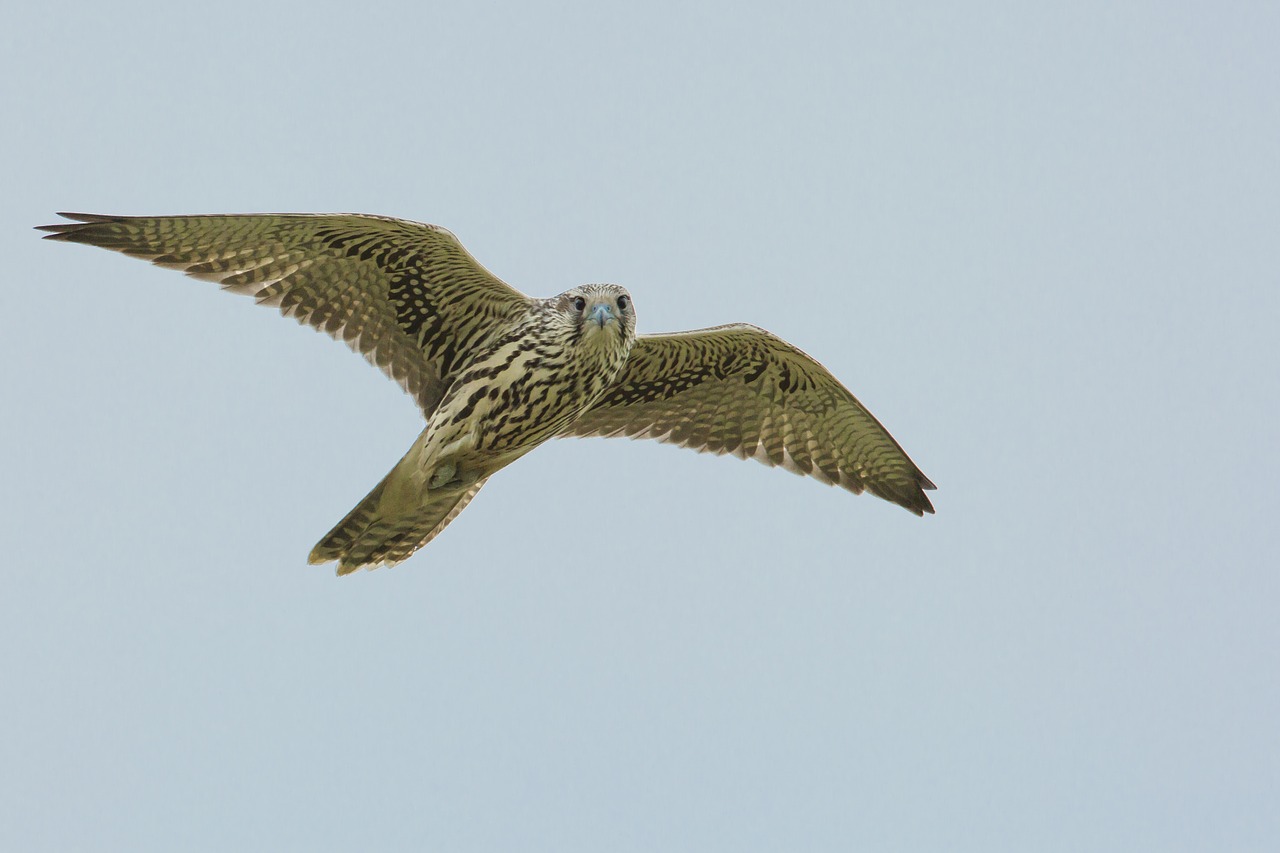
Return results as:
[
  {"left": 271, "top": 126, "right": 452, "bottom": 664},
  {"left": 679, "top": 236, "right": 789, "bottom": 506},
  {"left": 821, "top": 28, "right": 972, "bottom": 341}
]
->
[
  {"left": 565, "top": 325, "right": 935, "bottom": 514},
  {"left": 40, "top": 212, "right": 935, "bottom": 573}
]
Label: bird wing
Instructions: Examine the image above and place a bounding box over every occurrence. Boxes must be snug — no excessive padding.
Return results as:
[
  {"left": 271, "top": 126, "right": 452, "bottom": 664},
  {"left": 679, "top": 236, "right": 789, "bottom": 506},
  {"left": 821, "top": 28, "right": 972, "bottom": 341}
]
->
[
  {"left": 562, "top": 323, "right": 936, "bottom": 515},
  {"left": 39, "top": 212, "right": 532, "bottom": 415}
]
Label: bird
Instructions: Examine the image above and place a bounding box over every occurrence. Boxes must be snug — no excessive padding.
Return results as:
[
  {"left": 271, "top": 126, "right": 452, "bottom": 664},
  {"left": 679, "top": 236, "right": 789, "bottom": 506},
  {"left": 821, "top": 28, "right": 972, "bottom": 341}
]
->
[{"left": 39, "top": 212, "right": 936, "bottom": 574}]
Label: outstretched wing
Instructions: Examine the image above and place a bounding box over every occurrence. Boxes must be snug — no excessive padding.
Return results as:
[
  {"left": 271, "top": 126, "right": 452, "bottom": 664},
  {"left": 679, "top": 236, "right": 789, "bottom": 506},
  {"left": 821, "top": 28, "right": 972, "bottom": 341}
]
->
[
  {"left": 38, "top": 212, "right": 532, "bottom": 415},
  {"left": 562, "top": 324, "right": 936, "bottom": 515}
]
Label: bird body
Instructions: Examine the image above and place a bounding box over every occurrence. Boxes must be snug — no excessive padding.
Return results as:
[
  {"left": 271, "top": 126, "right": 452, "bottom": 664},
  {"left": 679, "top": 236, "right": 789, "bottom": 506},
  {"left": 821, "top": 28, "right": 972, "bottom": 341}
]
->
[
  {"left": 424, "top": 288, "right": 636, "bottom": 464},
  {"left": 308, "top": 285, "right": 637, "bottom": 569},
  {"left": 40, "top": 212, "right": 935, "bottom": 574}
]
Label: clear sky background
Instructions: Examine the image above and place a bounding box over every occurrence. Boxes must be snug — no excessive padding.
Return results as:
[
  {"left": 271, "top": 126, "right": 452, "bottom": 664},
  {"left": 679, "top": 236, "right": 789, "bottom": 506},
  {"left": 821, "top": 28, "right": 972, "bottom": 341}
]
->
[{"left": 2, "top": 3, "right": 1276, "bottom": 851}]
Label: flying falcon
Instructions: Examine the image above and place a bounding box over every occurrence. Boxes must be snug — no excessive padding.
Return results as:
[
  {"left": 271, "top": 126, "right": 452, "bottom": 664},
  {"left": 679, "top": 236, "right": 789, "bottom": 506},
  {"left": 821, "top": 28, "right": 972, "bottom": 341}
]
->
[{"left": 40, "top": 212, "right": 936, "bottom": 574}]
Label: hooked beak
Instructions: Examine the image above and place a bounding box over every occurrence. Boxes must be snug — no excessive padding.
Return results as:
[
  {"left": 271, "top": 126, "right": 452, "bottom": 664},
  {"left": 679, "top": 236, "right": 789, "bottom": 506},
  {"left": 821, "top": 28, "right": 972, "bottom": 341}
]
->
[{"left": 589, "top": 302, "right": 616, "bottom": 328}]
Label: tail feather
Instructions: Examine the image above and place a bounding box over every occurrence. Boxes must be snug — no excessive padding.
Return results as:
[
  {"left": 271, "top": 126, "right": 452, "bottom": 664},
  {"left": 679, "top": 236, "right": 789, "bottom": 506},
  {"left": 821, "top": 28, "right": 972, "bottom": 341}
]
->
[{"left": 309, "top": 472, "right": 488, "bottom": 575}]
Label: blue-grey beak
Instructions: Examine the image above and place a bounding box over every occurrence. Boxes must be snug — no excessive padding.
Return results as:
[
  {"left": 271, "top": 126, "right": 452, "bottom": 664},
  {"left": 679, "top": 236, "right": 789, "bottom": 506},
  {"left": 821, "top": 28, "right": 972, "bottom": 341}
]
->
[{"left": 589, "top": 302, "right": 615, "bottom": 328}]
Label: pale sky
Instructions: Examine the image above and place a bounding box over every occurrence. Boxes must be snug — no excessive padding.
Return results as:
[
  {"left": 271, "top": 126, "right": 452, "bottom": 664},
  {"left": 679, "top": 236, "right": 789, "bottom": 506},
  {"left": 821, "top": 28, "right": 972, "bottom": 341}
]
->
[{"left": 3, "top": 2, "right": 1277, "bottom": 850}]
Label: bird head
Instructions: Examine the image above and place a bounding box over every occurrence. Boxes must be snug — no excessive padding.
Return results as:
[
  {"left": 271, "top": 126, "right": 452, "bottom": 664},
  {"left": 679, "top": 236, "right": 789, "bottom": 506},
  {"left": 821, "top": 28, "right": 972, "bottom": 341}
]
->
[{"left": 555, "top": 284, "right": 636, "bottom": 350}]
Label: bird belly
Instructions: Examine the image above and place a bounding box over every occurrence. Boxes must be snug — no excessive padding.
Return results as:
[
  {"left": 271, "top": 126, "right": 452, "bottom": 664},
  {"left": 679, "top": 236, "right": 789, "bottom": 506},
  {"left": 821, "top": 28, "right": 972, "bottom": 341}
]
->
[{"left": 420, "top": 339, "right": 621, "bottom": 476}]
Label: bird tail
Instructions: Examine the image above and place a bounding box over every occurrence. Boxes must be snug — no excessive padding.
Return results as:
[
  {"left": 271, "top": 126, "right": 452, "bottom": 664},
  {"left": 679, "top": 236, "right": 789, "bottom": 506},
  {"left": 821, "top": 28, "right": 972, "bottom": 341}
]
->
[{"left": 308, "top": 458, "right": 488, "bottom": 575}]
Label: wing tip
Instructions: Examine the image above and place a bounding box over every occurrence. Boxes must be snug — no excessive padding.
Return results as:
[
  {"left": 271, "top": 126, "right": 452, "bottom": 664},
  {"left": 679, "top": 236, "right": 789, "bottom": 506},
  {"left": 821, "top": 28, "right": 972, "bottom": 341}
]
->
[
  {"left": 54, "top": 211, "right": 115, "bottom": 221},
  {"left": 37, "top": 212, "right": 119, "bottom": 241},
  {"left": 914, "top": 473, "right": 937, "bottom": 515},
  {"left": 891, "top": 471, "right": 937, "bottom": 516},
  {"left": 896, "top": 491, "right": 935, "bottom": 516},
  {"left": 308, "top": 545, "right": 365, "bottom": 576}
]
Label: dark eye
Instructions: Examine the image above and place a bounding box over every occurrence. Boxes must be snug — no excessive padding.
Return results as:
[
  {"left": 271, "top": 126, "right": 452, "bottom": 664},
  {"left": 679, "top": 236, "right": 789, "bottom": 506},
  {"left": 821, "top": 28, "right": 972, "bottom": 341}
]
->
[
  {"left": 617, "top": 295, "right": 629, "bottom": 311},
  {"left": 573, "top": 296, "right": 586, "bottom": 312}
]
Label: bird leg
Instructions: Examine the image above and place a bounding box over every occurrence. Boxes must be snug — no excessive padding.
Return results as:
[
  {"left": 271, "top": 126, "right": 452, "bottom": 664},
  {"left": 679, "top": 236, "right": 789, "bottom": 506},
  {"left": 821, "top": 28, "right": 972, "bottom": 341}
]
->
[{"left": 428, "top": 461, "right": 458, "bottom": 489}]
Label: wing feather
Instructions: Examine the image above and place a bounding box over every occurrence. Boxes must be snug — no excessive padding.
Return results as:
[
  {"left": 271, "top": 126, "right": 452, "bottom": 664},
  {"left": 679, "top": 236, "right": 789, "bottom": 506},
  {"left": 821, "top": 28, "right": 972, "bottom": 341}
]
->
[
  {"left": 563, "top": 324, "right": 936, "bottom": 515},
  {"left": 38, "top": 212, "right": 532, "bottom": 414}
]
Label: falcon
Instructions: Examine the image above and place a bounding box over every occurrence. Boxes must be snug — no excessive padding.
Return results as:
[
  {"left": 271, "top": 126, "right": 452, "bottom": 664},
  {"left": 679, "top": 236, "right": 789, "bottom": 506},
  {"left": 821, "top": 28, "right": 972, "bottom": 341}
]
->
[{"left": 40, "top": 212, "right": 936, "bottom": 574}]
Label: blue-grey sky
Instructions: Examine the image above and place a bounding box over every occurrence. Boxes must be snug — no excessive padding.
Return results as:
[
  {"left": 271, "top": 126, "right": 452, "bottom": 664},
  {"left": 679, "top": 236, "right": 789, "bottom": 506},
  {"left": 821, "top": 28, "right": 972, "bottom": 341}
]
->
[{"left": 3, "top": 2, "right": 1277, "bottom": 850}]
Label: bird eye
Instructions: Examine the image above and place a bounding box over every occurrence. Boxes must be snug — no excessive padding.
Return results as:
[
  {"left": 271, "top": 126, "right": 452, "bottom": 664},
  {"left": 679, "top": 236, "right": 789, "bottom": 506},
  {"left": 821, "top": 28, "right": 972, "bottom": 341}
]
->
[
  {"left": 573, "top": 296, "right": 586, "bottom": 312},
  {"left": 617, "top": 295, "right": 629, "bottom": 311}
]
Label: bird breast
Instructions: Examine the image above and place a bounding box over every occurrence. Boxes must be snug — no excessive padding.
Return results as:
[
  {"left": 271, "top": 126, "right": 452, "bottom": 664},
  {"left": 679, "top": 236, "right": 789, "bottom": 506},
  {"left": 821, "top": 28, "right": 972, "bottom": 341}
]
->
[{"left": 425, "top": 322, "right": 632, "bottom": 463}]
